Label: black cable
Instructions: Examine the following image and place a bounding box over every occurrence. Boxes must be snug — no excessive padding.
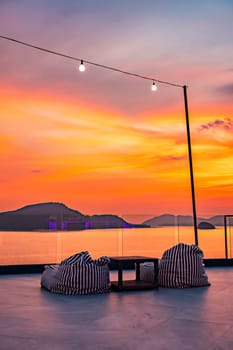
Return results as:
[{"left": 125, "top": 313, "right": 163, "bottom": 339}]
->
[{"left": 0, "top": 35, "right": 183, "bottom": 88}]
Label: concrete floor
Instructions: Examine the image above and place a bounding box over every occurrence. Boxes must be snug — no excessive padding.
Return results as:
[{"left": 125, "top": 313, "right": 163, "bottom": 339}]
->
[{"left": 0, "top": 268, "right": 233, "bottom": 350}]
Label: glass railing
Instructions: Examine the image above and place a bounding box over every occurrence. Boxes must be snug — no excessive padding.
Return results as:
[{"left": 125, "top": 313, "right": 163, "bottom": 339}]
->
[
  {"left": 224, "top": 215, "right": 233, "bottom": 259},
  {"left": 0, "top": 214, "right": 232, "bottom": 266}
]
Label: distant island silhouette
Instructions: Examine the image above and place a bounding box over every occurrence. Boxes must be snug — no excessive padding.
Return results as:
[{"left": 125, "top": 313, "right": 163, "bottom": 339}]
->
[
  {"left": 198, "top": 221, "right": 215, "bottom": 229},
  {"left": 0, "top": 202, "right": 149, "bottom": 231},
  {"left": 0, "top": 202, "right": 230, "bottom": 231},
  {"left": 143, "top": 213, "right": 228, "bottom": 227}
]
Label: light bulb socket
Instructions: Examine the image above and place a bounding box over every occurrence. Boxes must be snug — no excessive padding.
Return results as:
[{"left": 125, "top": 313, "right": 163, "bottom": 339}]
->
[
  {"left": 79, "top": 60, "right": 85, "bottom": 72},
  {"left": 151, "top": 82, "right": 157, "bottom": 91}
]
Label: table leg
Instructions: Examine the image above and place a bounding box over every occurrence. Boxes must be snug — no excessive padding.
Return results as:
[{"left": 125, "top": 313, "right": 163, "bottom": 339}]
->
[
  {"left": 153, "top": 259, "right": 159, "bottom": 288},
  {"left": 136, "top": 262, "right": 140, "bottom": 281},
  {"left": 118, "top": 262, "right": 123, "bottom": 290}
]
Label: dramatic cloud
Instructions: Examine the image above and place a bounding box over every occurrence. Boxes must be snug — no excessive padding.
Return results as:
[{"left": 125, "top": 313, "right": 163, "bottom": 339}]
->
[{"left": 0, "top": 0, "right": 233, "bottom": 215}]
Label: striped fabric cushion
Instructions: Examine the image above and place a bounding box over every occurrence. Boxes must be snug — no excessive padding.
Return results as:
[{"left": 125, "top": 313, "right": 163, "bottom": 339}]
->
[
  {"left": 60, "top": 251, "right": 92, "bottom": 265},
  {"left": 53, "top": 263, "right": 110, "bottom": 295},
  {"left": 140, "top": 262, "right": 155, "bottom": 283},
  {"left": 40, "top": 264, "right": 59, "bottom": 291},
  {"left": 41, "top": 252, "right": 111, "bottom": 295},
  {"left": 140, "top": 243, "right": 210, "bottom": 288}
]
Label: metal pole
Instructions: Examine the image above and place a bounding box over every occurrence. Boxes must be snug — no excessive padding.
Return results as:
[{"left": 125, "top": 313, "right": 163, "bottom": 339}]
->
[
  {"left": 224, "top": 215, "right": 228, "bottom": 259},
  {"left": 183, "top": 85, "right": 198, "bottom": 245}
]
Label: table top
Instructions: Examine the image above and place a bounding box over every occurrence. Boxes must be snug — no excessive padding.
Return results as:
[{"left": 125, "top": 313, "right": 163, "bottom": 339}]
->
[{"left": 110, "top": 256, "right": 158, "bottom": 263}]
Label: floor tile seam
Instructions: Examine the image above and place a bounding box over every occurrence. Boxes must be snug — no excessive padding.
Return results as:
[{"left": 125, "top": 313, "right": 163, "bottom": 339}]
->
[
  {"left": 173, "top": 315, "right": 233, "bottom": 326},
  {"left": 173, "top": 304, "right": 233, "bottom": 315},
  {"left": 213, "top": 323, "right": 233, "bottom": 338},
  {"left": 205, "top": 325, "right": 233, "bottom": 350},
  {"left": 0, "top": 328, "right": 142, "bottom": 337},
  {"left": 0, "top": 333, "right": 42, "bottom": 341}
]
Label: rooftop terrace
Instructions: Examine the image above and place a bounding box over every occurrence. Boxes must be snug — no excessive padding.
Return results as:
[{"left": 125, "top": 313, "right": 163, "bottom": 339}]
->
[{"left": 1, "top": 267, "right": 233, "bottom": 350}]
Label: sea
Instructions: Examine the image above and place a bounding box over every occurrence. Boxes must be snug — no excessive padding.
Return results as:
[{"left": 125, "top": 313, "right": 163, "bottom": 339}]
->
[{"left": 0, "top": 226, "right": 232, "bottom": 265}]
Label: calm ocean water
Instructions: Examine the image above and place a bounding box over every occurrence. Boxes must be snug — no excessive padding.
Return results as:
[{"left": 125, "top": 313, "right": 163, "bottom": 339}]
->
[{"left": 0, "top": 226, "right": 232, "bottom": 265}]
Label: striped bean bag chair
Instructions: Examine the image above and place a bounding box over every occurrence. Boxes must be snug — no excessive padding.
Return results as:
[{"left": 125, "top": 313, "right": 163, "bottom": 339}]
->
[
  {"left": 41, "top": 251, "right": 111, "bottom": 295},
  {"left": 140, "top": 243, "right": 210, "bottom": 288}
]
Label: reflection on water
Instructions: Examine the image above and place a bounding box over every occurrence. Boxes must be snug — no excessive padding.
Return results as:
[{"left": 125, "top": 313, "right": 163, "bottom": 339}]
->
[{"left": 0, "top": 226, "right": 231, "bottom": 265}]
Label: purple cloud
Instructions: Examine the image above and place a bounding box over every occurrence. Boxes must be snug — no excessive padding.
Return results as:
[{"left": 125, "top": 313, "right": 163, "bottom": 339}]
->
[
  {"left": 31, "top": 169, "right": 41, "bottom": 173},
  {"left": 217, "top": 83, "right": 233, "bottom": 95},
  {"left": 200, "top": 118, "right": 233, "bottom": 131},
  {"left": 162, "top": 156, "right": 186, "bottom": 161}
]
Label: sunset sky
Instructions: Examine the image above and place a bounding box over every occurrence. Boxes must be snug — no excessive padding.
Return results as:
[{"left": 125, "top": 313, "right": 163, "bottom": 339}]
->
[{"left": 0, "top": 0, "right": 232, "bottom": 220}]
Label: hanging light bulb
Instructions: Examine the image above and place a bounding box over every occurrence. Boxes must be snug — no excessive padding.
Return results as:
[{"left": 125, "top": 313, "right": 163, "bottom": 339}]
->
[
  {"left": 151, "top": 81, "right": 157, "bottom": 91},
  {"left": 79, "top": 60, "right": 85, "bottom": 72}
]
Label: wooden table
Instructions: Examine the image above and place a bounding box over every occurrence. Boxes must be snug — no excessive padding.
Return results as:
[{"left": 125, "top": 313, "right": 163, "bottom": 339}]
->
[{"left": 110, "top": 256, "right": 159, "bottom": 291}]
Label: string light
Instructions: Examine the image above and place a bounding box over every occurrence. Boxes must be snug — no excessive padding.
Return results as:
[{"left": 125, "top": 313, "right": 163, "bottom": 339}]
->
[
  {"left": 151, "top": 82, "right": 157, "bottom": 91},
  {"left": 79, "top": 59, "right": 85, "bottom": 72},
  {"left": 0, "top": 35, "right": 183, "bottom": 89}
]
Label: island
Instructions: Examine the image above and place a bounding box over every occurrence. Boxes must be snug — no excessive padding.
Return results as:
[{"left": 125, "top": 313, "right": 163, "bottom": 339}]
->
[
  {"left": 197, "top": 221, "right": 215, "bottom": 230},
  {"left": 0, "top": 202, "right": 149, "bottom": 231}
]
